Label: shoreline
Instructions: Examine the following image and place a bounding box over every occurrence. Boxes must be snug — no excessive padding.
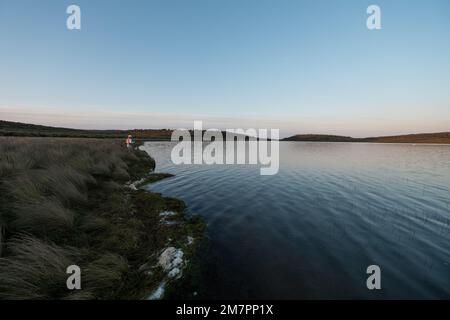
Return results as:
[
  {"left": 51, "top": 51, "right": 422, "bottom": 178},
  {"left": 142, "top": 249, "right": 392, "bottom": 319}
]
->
[{"left": 130, "top": 142, "right": 205, "bottom": 299}]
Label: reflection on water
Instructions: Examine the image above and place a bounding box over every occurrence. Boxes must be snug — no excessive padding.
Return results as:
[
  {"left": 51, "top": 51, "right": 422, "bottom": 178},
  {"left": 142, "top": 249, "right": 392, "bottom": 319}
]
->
[{"left": 141, "top": 142, "right": 450, "bottom": 299}]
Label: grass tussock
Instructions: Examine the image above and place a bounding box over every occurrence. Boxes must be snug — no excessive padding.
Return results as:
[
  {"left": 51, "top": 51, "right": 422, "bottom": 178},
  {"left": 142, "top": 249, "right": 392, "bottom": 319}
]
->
[
  {"left": 0, "top": 235, "right": 81, "bottom": 300},
  {"left": 0, "top": 137, "right": 202, "bottom": 300}
]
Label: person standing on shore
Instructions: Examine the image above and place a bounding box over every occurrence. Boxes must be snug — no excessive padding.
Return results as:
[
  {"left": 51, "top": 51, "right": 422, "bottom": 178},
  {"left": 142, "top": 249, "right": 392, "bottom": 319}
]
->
[{"left": 125, "top": 134, "right": 133, "bottom": 149}]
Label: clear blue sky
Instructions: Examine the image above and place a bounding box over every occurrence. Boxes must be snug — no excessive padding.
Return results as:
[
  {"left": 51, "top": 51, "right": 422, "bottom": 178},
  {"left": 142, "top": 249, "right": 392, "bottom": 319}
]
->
[{"left": 1, "top": 0, "right": 449, "bottom": 137}]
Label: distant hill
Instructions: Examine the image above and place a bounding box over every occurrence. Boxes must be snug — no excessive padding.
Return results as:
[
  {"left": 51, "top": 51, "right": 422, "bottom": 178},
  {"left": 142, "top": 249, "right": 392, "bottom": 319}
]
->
[
  {"left": 0, "top": 120, "right": 172, "bottom": 140},
  {"left": 362, "top": 132, "right": 450, "bottom": 144},
  {"left": 0, "top": 120, "right": 252, "bottom": 141},
  {"left": 282, "top": 134, "right": 357, "bottom": 142},
  {"left": 283, "top": 132, "right": 450, "bottom": 144}
]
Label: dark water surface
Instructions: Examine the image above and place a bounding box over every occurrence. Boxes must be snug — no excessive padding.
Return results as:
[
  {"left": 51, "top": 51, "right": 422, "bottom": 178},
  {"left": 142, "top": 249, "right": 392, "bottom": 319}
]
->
[{"left": 141, "top": 142, "right": 450, "bottom": 299}]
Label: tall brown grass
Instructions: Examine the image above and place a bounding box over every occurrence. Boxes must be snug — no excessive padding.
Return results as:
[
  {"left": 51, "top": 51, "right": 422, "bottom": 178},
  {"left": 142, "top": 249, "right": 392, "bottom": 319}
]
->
[{"left": 0, "top": 137, "right": 154, "bottom": 299}]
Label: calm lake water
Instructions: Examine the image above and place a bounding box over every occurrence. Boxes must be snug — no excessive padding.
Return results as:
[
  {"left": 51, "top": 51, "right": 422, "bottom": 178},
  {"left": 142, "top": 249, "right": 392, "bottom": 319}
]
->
[{"left": 141, "top": 142, "right": 450, "bottom": 299}]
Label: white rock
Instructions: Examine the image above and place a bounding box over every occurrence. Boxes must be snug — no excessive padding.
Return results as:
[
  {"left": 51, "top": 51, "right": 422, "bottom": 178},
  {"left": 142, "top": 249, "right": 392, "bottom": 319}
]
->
[
  {"left": 127, "top": 178, "right": 144, "bottom": 190},
  {"left": 158, "top": 247, "right": 184, "bottom": 272},
  {"left": 159, "top": 211, "right": 177, "bottom": 217},
  {"left": 172, "top": 257, "right": 183, "bottom": 266},
  {"left": 168, "top": 267, "right": 181, "bottom": 278},
  {"left": 164, "top": 220, "right": 180, "bottom": 226},
  {"left": 148, "top": 282, "right": 165, "bottom": 300}
]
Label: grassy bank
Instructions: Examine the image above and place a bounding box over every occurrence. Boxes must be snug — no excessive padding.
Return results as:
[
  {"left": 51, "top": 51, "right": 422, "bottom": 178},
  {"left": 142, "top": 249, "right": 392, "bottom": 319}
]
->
[{"left": 0, "top": 137, "right": 204, "bottom": 299}]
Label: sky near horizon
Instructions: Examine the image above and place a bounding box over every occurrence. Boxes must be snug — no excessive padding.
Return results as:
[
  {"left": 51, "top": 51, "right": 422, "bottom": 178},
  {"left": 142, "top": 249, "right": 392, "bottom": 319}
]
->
[{"left": 1, "top": 0, "right": 450, "bottom": 137}]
